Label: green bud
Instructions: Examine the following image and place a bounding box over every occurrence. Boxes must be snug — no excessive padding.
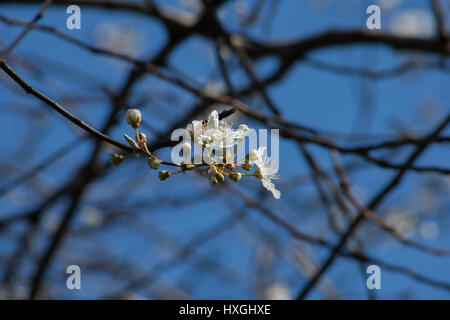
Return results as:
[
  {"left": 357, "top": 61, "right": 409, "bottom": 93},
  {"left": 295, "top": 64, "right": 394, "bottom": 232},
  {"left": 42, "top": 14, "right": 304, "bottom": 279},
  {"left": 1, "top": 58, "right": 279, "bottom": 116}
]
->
[
  {"left": 110, "top": 153, "right": 124, "bottom": 166},
  {"left": 216, "top": 173, "right": 225, "bottom": 183},
  {"left": 126, "top": 109, "right": 142, "bottom": 128},
  {"left": 158, "top": 170, "right": 170, "bottom": 181},
  {"left": 124, "top": 134, "right": 139, "bottom": 149},
  {"left": 183, "top": 164, "right": 196, "bottom": 170},
  {"left": 139, "top": 133, "right": 147, "bottom": 145},
  {"left": 209, "top": 176, "right": 219, "bottom": 186},
  {"left": 148, "top": 158, "right": 161, "bottom": 170},
  {"left": 254, "top": 168, "right": 263, "bottom": 179},
  {"left": 230, "top": 172, "right": 241, "bottom": 182},
  {"left": 242, "top": 162, "right": 253, "bottom": 171}
]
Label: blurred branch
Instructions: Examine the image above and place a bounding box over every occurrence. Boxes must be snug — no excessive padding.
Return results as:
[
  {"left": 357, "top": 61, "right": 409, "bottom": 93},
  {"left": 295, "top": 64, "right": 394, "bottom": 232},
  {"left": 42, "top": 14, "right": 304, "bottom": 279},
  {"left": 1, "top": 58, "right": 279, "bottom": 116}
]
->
[
  {"left": 305, "top": 57, "right": 450, "bottom": 79},
  {"left": 0, "top": 0, "right": 53, "bottom": 58},
  {"left": 0, "top": 60, "right": 134, "bottom": 152},
  {"left": 330, "top": 150, "right": 450, "bottom": 255},
  {"left": 296, "top": 114, "right": 450, "bottom": 299},
  {"left": 431, "top": 0, "right": 447, "bottom": 41}
]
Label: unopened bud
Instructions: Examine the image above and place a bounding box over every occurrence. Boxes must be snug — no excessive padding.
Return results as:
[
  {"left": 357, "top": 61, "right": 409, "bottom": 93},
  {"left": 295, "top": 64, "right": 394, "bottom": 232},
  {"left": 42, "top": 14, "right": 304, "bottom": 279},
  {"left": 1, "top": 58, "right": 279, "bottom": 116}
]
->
[
  {"left": 139, "top": 133, "right": 147, "bottom": 144},
  {"left": 126, "top": 109, "right": 142, "bottom": 128},
  {"left": 235, "top": 124, "right": 250, "bottom": 140},
  {"left": 110, "top": 154, "right": 124, "bottom": 166},
  {"left": 230, "top": 172, "right": 241, "bottom": 182},
  {"left": 237, "top": 124, "right": 249, "bottom": 132},
  {"left": 242, "top": 162, "right": 253, "bottom": 171},
  {"left": 254, "top": 168, "right": 263, "bottom": 179},
  {"left": 158, "top": 170, "right": 170, "bottom": 181},
  {"left": 216, "top": 173, "right": 225, "bottom": 183},
  {"left": 124, "top": 134, "right": 139, "bottom": 150},
  {"left": 209, "top": 176, "right": 219, "bottom": 186},
  {"left": 249, "top": 149, "right": 259, "bottom": 161},
  {"left": 148, "top": 158, "right": 161, "bottom": 170}
]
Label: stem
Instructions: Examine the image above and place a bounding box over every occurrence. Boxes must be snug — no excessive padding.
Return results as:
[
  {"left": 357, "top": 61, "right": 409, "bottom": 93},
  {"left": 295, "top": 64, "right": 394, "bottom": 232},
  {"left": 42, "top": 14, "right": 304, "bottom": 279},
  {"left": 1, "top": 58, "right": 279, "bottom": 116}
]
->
[
  {"left": 135, "top": 127, "right": 140, "bottom": 144},
  {"left": 232, "top": 140, "right": 243, "bottom": 159}
]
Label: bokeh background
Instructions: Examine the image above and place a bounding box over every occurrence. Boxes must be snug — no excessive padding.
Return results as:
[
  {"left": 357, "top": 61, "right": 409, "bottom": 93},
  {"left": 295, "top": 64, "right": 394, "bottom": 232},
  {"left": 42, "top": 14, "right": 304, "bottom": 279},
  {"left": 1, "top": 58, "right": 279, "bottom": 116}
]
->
[{"left": 0, "top": 0, "right": 449, "bottom": 299}]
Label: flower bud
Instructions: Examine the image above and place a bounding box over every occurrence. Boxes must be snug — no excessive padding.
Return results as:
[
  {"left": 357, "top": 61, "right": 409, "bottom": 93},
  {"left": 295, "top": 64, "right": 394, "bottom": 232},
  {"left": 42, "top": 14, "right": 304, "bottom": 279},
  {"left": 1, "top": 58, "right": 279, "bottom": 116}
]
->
[
  {"left": 181, "top": 142, "right": 191, "bottom": 157},
  {"left": 209, "top": 176, "right": 219, "bottom": 186},
  {"left": 148, "top": 158, "right": 161, "bottom": 170},
  {"left": 235, "top": 124, "right": 250, "bottom": 140},
  {"left": 123, "top": 134, "right": 139, "bottom": 150},
  {"left": 126, "top": 109, "right": 142, "bottom": 128},
  {"left": 158, "top": 170, "right": 170, "bottom": 181},
  {"left": 249, "top": 149, "right": 259, "bottom": 162},
  {"left": 183, "top": 164, "right": 196, "bottom": 170},
  {"left": 216, "top": 173, "right": 225, "bottom": 183},
  {"left": 254, "top": 168, "right": 263, "bottom": 179},
  {"left": 230, "top": 172, "right": 241, "bottom": 182},
  {"left": 237, "top": 124, "right": 249, "bottom": 132},
  {"left": 242, "top": 162, "right": 253, "bottom": 171},
  {"left": 139, "top": 133, "right": 147, "bottom": 145},
  {"left": 110, "top": 153, "right": 124, "bottom": 166}
]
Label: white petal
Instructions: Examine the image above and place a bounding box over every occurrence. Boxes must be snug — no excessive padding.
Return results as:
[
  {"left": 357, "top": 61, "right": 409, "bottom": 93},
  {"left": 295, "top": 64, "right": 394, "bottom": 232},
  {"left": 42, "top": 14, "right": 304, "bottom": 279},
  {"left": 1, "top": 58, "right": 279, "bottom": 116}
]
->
[
  {"left": 235, "top": 124, "right": 250, "bottom": 140},
  {"left": 257, "top": 146, "right": 267, "bottom": 159},
  {"left": 186, "top": 120, "right": 204, "bottom": 145},
  {"left": 264, "top": 160, "right": 279, "bottom": 174},
  {"left": 262, "top": 179, "right": 281, "bottom": 199},
  {"left": 192, "top": 120, "right": 202, "bottom": 129},
  {"left": 207, "top": 110, "right": 219, "bottom": 130},
  {"left": 272, "top": 188, "right": 281, "bottom": 199},
  {"left": 261, "top": 166, "right": 278, "bottom": 177}
]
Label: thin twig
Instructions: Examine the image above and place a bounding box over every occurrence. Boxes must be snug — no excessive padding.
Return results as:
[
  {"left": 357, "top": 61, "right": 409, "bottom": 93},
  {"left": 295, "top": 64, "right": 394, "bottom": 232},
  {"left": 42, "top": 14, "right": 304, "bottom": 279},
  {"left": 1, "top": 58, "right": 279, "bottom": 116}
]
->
[{"left": 0, "top": 0, "right": 53, "bottom": 58}]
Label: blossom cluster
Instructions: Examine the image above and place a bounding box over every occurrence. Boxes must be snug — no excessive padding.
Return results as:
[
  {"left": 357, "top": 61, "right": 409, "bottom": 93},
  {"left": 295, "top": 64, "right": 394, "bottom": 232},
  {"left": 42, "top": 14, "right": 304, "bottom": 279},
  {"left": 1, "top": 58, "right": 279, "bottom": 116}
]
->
[{"left": 110, "top": 108, "right": 280, "bottom": 199}]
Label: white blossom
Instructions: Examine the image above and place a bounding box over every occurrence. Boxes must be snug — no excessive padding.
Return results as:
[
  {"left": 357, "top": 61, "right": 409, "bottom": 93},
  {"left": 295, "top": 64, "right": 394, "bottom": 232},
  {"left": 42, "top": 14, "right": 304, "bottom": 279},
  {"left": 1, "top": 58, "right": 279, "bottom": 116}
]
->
[
  {"left": 185, "top": 120, "right": 203, "bottom": 146},
  {"left": 185, "top": 110, "right": 243, "bottom": 149},
  {"left": 249, "top": 149, "right": 259, "bottom": 161},
  {"left": 252, "top": 146, "right": 280, "bottom": 199},
  {"left": 234, "top": 124, "right": 250, "bottom": 141},
  {"left": 202, "top": 110, "right": 236, "bottom": 148}
]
